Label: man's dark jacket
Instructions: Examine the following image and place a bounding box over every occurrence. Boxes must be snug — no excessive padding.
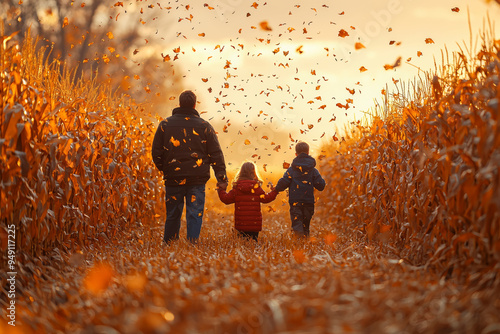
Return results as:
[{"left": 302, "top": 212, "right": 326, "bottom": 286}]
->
[
  {"left": 275, "top": 153, "right": 326, "bottom": 205},
  {"left": 152, "top": 107, "right": 226, "bottom": 186}
]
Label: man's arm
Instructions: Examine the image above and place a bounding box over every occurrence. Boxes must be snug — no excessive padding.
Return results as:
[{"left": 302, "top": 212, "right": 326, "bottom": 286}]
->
[
  {"left": 152, "top": 121, "right": 167, "bottom": 171},
  {"left": 205, "top": 124, "right": 227, "bottom": 183}
]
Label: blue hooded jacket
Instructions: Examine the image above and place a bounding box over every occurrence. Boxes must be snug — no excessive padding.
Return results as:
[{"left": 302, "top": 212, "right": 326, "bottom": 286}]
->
[{"left": 275, "top": 153, "right": 326, "bottom": 205}]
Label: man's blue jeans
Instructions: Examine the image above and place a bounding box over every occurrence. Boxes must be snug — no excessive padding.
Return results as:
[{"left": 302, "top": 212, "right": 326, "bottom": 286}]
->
[{"left": 164, "top": 184, "right": 205, "bottom": 243}]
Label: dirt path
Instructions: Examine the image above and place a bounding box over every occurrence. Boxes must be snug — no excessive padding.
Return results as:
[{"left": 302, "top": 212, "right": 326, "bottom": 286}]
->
[{"left": 7, "top": 214, "right": 500, "bottom": 334}]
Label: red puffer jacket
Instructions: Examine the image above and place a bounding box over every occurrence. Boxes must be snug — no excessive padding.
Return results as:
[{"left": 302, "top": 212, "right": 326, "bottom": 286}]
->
[{"left": 218, "top": 179, "right": 278, "bottom": 232}]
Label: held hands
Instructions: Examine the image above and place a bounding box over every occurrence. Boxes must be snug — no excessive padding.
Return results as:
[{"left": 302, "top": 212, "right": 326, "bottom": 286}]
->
[
  {"left": 267, "top": 182, "right": 275, "bottom": 191},
  {"left": 217, "top": 181, "right": 228, "bottom": 191}
]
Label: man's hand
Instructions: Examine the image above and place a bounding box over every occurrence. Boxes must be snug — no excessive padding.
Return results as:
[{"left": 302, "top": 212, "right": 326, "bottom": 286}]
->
[
  {"left": 217, "top": 182, "right": 228, "bottom": 191},
  {"left": 268, "top": 182, "right": 275, "bottom": 191}
]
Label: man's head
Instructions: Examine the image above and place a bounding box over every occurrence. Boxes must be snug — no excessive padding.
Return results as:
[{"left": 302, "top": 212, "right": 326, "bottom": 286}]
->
[
  {"left": 295, "top": 141, "right": 309, "bottom": 155},
  {"left": 179, "top": 90, "right": 197, "bottom": 108}
]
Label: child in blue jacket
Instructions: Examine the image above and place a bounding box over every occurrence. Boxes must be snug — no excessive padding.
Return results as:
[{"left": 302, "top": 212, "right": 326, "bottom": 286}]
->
[{"left": 275, "top": 142, "right": 326, "bottom": 237}]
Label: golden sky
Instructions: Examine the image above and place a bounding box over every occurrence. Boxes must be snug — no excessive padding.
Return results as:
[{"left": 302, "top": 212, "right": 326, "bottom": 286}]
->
[{"left": 120, "top": 0, "right": 499, "bottom": 172}]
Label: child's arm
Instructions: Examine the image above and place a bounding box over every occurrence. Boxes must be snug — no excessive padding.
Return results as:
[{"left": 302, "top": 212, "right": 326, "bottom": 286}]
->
[
  {"left": 259, "top": 188, "right": 278, "bottom": 203},
  {"left": 275, "top": 170, "right": 292, "bottom": 192},
  {"left": 217, "top": 186, "right": 236, "bottom": 204},
  {"left": 312, "top": 169, "right": 326, "bottom": 191}
]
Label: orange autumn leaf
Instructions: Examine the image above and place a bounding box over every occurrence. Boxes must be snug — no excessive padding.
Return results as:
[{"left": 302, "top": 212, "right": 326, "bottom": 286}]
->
[
  {"left": 359, "top": 66, "right": 368, "bottom": 72},
  {"left": 293, "top": 250, "right": 306, "bottom": 264},
  {"left": 113, "top": 1, "right": 123, "bottom": 6},
  {"left": 283, "top": 162, "right": 290, "bottom": 169},
  {"left": 170, "top": 137, "right": 180, "bottom": 147},
  {"left": 62, "top": 17, "right": 69, "bottom": 28},
  {"left": 338, "top": 29, "right": 349, "bottom": 38},
  {"left": 417, "top": 51, "right": 423, "bottom": 57},
  {"left": 354, "top": 42, "right": 365, "bottom": 50},
  {"left": 451, "top": 7, "right": 460, "bottom": 12},
  {"left": 106, "top": 32, "right": 114, "bottom": 39},
  {"left": 259, "top": 21, "right": 272, "bottom": 31},
  {"left": 324, "top": 233, "right": 337, "bottom": 245},
  {"left": 251, "top": 2, "right": 258, "bottom": 9},
  {"left": 202, "top": 78, "right": 209, "bottom": 82},
  {"left": 125, "top": 273, "right": 147, "bottom": 292},
  {"left": 244, "top": 139, "right": 251, "bottom": 145},
  {"left": 84, "top": 263, "right": 114, "bottom": 294},
  {"left": 383, "top": 56, "right": 402, "bottom": 70},
  {"left": 425, "top": 38, "right": 435, "bottom": 44}
]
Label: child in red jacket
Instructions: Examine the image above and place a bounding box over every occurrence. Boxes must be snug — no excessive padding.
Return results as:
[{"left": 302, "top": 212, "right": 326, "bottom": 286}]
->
[{"left": 217, "top": 162, "right": 278, "bottom": 241}]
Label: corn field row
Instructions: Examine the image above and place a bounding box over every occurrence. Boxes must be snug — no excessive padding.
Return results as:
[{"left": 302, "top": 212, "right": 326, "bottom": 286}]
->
[
  {"left": 317, "top": 33, "right": 500, "bottom": 278},
  {"left": 1, "top": 33, "right": 164, "bottom": 260}
]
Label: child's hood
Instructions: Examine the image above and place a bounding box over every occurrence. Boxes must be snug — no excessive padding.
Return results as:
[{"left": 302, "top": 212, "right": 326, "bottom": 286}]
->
[
  {"left": 236, "top": 179, "right": 260, "bottom": 193},
  {"left": 291, "top": 153, "right": 316, "bottom": 173}
]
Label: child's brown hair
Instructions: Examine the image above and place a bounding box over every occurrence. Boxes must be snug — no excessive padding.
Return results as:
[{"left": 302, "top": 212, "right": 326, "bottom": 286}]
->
[
  {"left": 295, "top": 141, "right": 309, "bottom": 155},
  {"left": 233, "top": 161, "right": 263, "bottom": 186}
]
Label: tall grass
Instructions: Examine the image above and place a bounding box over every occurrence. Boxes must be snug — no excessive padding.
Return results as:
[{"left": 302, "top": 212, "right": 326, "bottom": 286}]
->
[
  {"left": 0, "top": 30, "right": 164, "bottom": 261},
  {"left": 317, "top": 28, "right": 500, "bottom": 277}
]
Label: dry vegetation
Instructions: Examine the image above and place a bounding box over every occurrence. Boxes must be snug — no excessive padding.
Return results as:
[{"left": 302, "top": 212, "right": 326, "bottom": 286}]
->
[
  {"left": 1, "top": 27, "right": 500, "bottom": 334},
  {"left": 317, "top": 30, "right": 500, "bottom": 279}
]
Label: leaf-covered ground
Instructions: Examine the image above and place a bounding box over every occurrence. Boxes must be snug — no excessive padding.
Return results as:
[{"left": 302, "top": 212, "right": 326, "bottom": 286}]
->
[{"left": 8, "top": 210, "right": 500, "bottom": 334}]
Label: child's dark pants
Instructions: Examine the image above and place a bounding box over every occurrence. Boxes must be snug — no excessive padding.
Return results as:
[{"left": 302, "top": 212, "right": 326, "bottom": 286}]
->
[{"left": 290, "top": 204, "right": 315, "bottom": 237}]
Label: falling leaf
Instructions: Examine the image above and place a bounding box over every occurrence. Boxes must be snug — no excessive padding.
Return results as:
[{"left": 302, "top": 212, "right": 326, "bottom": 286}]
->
[
  {"left": 359, "top": 66, "right": 368, "bottom": 72},
  {"left": 354, "top": 42, "right": 365, "bottom": 50},
  {"left": 107, "top": 32, "right": 114, "bottom": 39},
  {"left": 170, "top": 137, "right": 180, "bottom": 147},
  {"left": 260, "top": 21, "right": 272, "bottom": 31},
  {"left": 417, "top": 51, "right": 423, "bottom": 57},
  {"left": 283, "top": 162, "right": 290, "bottom": 169},
  {"left": 84, "top": 263, "right": 114, "bottom": 294},
  {"left": 425, "top": 38, "right": 435, "bottom": 44},
  {"left": 113, "top": 1, "right": 123, "bottom": 7},
  {"left": 244, "top": 139, "right": 251, "bottom": 145},
  {"left": 451, "top": 7, "right": 460, "bottom": 12},
  {"left": 338, "top": 29, "right": 349, "bottom": 38},
  {"left": 383, "top": 57, "right": 402, "bottom": 70},
  {"left": 62, "top": 17, "right": 69, "bottom": 28},
  {"left": 251, "top": 2, "right": 258, "bottom": 9}
]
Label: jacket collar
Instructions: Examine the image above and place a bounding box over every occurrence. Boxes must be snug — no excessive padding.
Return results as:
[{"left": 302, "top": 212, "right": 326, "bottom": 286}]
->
[{"left": 172, "top": 107, "right": 200, "bottom": 117}]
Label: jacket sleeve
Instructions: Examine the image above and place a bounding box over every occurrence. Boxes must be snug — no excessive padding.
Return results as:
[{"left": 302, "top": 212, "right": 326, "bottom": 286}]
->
[
  {"left": 152, "top": 121, "right": 167, "bottom": 171},
  {"left": 275, "top": 169, "right": 292, "bottom": 192},
  {"left": 205, "top": 124, "right": 227, "bottom": 183},
  {"left": 313, "top": 168, "right": 326, "bottom": 191},
  {"left": 259, "top": 189, "right": 278, "bottom": 203},
  {"left": 218, "top": 188, "right": 235, "bottom": 204}
]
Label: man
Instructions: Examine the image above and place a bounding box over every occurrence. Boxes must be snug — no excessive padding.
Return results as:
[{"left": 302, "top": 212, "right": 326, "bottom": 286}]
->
[{"left": 152, "top": 90, "right": 227, "bottom": 243}]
